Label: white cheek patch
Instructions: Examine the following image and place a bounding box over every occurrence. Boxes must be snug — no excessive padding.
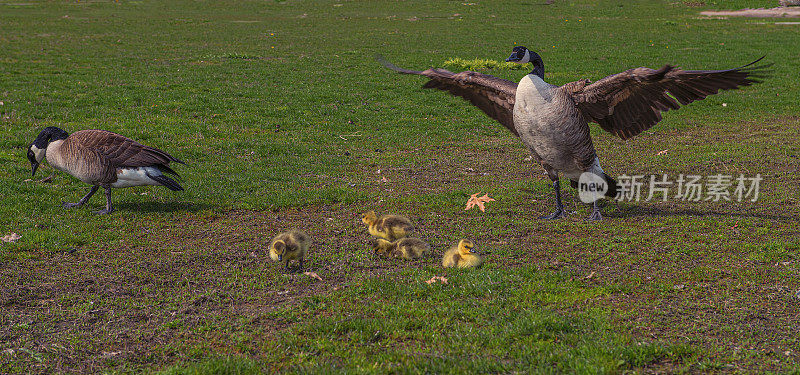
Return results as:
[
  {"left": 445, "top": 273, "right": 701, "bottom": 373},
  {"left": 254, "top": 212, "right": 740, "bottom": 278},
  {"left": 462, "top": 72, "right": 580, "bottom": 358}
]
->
[
  {"left": 111, "top": 167, "right": 162, "bottom": 188},
  {"left": 521, "top": 50, "right": 532, "bottom": 64},
  {"left": 30, "top": 145, "right": 46, "bottom": 162}
]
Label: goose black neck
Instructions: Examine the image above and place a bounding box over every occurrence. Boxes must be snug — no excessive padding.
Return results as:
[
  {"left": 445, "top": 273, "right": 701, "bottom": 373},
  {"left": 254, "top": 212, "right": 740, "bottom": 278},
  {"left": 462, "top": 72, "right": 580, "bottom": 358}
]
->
[
  {"left": 32, "top": 127, "right": 69, "bottom": 148},
  {"left": 525, "top": 50, "right": 545, "bottom": 79},
  {"left": 530, "top": 61, "right": 544, "bottom": 80}
]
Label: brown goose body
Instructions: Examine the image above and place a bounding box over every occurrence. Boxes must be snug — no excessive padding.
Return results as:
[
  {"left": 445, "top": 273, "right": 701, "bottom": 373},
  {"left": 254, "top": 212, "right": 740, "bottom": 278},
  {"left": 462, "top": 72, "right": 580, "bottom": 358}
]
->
[
  {"left": 380, "top": 48, "right": 768, "bottom": 220},
  {"left": 27, "top": 127, "right": 185, "bottom": 214}
]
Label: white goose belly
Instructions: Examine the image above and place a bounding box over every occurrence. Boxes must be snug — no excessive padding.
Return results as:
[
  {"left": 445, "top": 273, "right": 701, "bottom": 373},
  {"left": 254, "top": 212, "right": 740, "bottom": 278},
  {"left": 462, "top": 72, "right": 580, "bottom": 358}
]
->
[
  {"left": 513, "top": 75, "right": 587, "bottom": 179},
  {"left": 111, "top": 167, "right": 164, "bottom": 188}
]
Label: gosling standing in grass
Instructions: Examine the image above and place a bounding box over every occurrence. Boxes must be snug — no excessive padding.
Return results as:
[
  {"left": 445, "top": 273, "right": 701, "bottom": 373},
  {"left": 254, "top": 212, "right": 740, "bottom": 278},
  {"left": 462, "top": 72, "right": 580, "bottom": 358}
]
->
[
  {"left": 442, "top": 239, "right": 483, "bottom": 268},
  {"left": 269, "top": 230, "right": 310, "bottom": 271},
  {"left": 361, "top": 211, "right": 414, "bottom": 241},
  {"left": 371, "top": 237, "right": 430, "bottom": 260},
  {"left": 27, "top": 127, "right": 185, "bottom": 215}
]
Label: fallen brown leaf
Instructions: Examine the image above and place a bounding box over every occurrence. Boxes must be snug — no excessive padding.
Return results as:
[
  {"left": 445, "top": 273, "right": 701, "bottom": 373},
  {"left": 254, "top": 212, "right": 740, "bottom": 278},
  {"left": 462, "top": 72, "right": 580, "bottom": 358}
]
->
[
  {"left": 2, "top": 233, "right": 21, "bottom": 243},
  {"left": 465, "top": 193, "right": 495, "bottom": 212},
  {"left": 303, "top": 271, "right": 323, "bottom": 281},
  {"left": 424, "top": 276, "right": 448, "bottom": 285}
]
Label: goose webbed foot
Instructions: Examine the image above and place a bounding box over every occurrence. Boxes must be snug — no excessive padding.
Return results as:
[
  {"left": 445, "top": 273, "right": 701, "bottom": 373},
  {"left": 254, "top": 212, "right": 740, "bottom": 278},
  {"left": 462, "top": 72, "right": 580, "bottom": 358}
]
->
[
  {"left": 93, "top": 208, "right": 114, "bottom": 215},
  {"left": 94, "top": 186, "right": 114, "bottom": 215},
  {"left": 539, "top": 209, "right": 565, "bottom": 220},
  {"left": 586, "top": 210, "right": 602, "bottom": 221},
  {"left": 539, "top": 177, "right": 565, "bottom": 220},
  {"left": 62, "top": 202, "right": 82, "bottom": 209},
  {"left": 585, "top": 201, "right": 603, "bottom": 221},
  {"left": 62, "top": 185, "right": 99, "bottom": 209}
]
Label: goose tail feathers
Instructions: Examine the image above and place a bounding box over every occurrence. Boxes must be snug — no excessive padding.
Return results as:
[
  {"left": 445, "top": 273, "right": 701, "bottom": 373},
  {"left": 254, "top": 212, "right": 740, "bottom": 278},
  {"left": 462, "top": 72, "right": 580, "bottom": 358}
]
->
[
  {"left": 151, "top": 175, "right": 184, "bottom": 191},
  {"left": 145, "top": 169, "right": 184, "bottom": 191}
]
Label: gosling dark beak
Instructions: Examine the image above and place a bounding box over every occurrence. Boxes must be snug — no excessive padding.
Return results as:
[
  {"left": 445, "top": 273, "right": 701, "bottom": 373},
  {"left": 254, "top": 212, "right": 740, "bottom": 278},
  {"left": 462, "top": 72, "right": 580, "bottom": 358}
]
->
[
  {"left": 31, "top": 161, "right": 39, "bottom": 177},
  {"left": 278, "top": 255, "right": 283, "bottom": 261},
  {"left": 506, "top": 53, "right": 521, "bottom": 63}
]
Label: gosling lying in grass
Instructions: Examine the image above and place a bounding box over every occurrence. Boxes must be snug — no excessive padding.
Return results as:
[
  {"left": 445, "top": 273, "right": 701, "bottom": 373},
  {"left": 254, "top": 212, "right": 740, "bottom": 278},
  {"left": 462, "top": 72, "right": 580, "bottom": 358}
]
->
[
  {"left": 269, "top": 230, "right": 310, "bottom": 271},
  {"left": 442, "top": 239, "right": 483, "bottom": 268},
  {"left": 361, "top": 211, "right": 413, "bottom": 241},
  {"left": 371, "top": 237, "right": 430, "bottom": 260}
]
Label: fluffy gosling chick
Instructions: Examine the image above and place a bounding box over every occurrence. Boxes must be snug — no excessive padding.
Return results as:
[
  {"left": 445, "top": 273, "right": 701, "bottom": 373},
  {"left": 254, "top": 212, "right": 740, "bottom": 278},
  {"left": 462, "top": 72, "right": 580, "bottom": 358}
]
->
[
  {"left": 371, "top": 237, "right": 430, "bottom": 260},
  {"left": 361, "top": 211, "right": 413, "bottom": 241},
  {"left": 442, "top": 239, "right": 483, "bottom": 268},
  {"left": 269, "top": 230, "right": 310, "bottom": 271}
]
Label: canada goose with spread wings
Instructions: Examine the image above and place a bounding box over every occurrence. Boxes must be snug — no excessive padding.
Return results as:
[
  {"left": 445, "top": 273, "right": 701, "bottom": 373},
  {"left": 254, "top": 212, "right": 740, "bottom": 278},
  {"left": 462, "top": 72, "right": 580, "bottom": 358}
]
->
[{"left": 379, "top": 47, "right": 768, "bottom": 220}]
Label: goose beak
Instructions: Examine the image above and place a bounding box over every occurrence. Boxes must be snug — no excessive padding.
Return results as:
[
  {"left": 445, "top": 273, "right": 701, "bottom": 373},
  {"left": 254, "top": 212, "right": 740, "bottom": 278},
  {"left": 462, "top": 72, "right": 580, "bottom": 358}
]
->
[
  {"left": 27, "top": 149, "right": 40, "bottom": 177},
  {"left": 506, "top": 53, "right": 521, "bottom": 63},
  {"left": 278, "top": 255, "right": 283, "bottom": 261},
  {"left": 30, "top": 160, "right": 39, "bottom": 177}
]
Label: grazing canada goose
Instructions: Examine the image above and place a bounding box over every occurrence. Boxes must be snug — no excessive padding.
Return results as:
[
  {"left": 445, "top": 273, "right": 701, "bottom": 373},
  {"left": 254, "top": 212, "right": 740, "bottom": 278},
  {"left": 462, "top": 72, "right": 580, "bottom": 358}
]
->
[
  {"left": 27, "top": 127, "right": 185, "bottom": 214},
  {"left": 371, "top": 237, "right": 430, "bottom": 260},
  {"left": 269, "top": 230, "right": 310, "bottom": 271},
  {"left": 361, "top": 211, "right": 414, "bottom": 241},
  {"left": 442, "top": 239, "right": 483, "bottom": 268},
  {"left": 380, "top": 47, "right": 768, "bottom": 220}
]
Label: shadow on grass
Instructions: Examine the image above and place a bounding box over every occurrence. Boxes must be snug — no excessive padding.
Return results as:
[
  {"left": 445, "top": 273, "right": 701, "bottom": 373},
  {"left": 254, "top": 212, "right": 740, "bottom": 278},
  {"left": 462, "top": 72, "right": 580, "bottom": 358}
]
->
[
  {"left": 113, "top": 201, "right": 213, "bottom": 213},
  {"left": 606, "top": 203, "right": 797, "bottom": 222}
]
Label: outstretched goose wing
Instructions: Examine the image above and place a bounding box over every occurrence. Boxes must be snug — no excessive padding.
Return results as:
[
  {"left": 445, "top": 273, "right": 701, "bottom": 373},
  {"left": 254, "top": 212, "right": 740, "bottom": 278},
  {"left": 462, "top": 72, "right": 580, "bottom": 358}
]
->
[
  {"left": 70, "top": 129, "right": 185, "bottom": 168},
  {"left": 568, "top": 57, "right": 769, "bottom": 140},
  {"left": 378, "top": 56, "right": 519, "bottom": 136}
]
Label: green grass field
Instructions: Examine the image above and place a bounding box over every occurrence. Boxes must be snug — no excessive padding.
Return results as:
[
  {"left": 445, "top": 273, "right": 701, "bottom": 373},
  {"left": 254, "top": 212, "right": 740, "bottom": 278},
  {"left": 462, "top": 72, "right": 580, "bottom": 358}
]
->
[{"left": 2, "top": 0, "right": 799, "bottom": 373}]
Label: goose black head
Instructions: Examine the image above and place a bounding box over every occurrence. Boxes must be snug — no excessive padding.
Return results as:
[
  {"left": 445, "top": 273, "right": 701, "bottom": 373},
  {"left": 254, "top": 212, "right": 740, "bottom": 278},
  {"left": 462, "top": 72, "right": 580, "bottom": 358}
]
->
[
  {"left": 28, "top": 126, "right": 68, "bottom": 176},
  {"left": 505, "top": 46, "right": 545, "bottom": 79}
]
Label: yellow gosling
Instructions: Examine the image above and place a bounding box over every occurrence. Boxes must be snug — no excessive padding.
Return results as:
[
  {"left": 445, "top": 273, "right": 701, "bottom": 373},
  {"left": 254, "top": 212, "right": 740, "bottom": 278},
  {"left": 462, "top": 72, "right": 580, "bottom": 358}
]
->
[
  {"left": 269, "top": 230, "right": 310, "bottom": 271},
  {"left": 361, "top": 211, "right": 413, "bottom": 241},
  {"left": 371, "top": 237, "right": 430, "bottom": 260},
  {"left": 442, "top": 239, "right": 483, "bottom": 268}
]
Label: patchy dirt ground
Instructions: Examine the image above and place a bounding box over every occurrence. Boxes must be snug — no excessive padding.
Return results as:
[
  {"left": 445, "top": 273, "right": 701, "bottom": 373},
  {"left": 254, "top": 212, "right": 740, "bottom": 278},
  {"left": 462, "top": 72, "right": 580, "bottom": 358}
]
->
[
  {"left": 700, "top": 7, "right": 800, "bottom": 18},
  {"left": 1, "top": 207, "right": 402, "bottom": 373},
  {"left": 3, "top": 198, "right": 798, "bottom": 373}
]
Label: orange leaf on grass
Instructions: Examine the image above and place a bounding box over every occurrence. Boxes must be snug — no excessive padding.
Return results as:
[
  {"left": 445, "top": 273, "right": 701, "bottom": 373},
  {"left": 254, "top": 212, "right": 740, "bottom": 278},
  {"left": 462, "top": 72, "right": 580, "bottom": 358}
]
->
[
  {"left": 1, "top": 233, "right": 21, "bottom": 243},
  {"left": 424, "top": 276, "right": 448, "bottom": 285},
  {"left": 465, "top": 193, "right": 495, "bottom": 212}
]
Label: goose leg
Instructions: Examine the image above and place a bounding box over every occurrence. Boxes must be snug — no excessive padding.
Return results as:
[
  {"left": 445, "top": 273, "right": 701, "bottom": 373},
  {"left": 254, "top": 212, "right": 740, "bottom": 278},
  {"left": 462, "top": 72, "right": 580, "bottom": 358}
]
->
[
  {"left": 94, "top": 186, "right": 114, "bottom": 215},
  {"left": 540, "top": 178, "right": 565, "bottom": 220},
  {"left": 63, "top": 186, "right": 99, "bottom": 209},
  {"left": 586, "top": 200, "right": 603, "bottom": 221}
]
